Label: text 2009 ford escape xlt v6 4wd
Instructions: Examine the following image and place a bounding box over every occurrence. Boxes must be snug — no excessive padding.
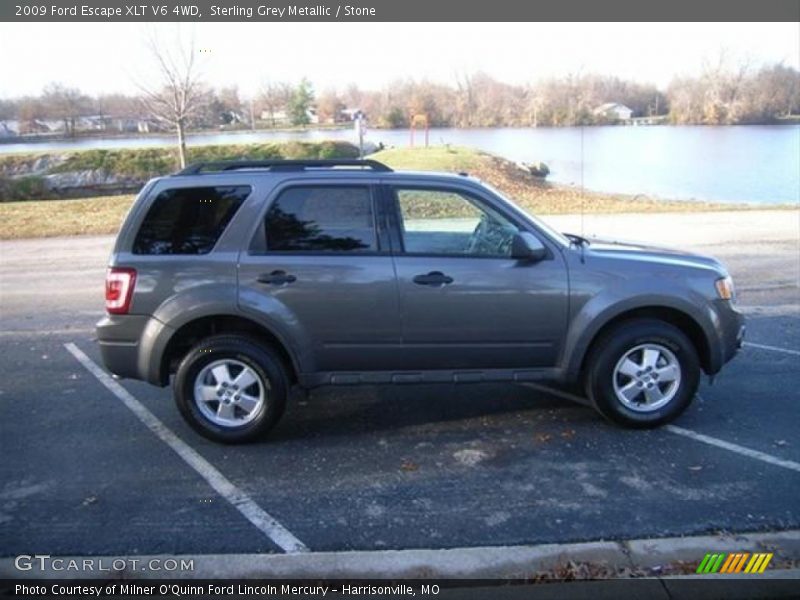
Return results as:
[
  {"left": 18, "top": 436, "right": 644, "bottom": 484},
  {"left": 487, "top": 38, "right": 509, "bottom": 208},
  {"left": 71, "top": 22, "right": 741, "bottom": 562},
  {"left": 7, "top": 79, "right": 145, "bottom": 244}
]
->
[{"left": 97, "top": 159, "right": 745, "bottom": 443}]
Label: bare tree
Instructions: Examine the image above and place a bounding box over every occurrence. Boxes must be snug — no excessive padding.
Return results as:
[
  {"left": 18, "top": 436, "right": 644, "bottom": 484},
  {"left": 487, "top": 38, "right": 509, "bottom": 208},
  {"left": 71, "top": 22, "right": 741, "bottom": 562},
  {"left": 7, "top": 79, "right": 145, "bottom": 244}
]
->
[
  {"left": 258, "top": 80, "right": 292, "bottom": 127},
  {"left": 136, "top": 27, "right": 205, "bottom": 168},
  {"left": 0, "top": 98, "right": 16, "bottom": 122},
  {"left": 41, "top": 83, "right": 89, "bottom": 137},
  {"left": 316, "top": 88, "right": 345, "bottom": 124}
]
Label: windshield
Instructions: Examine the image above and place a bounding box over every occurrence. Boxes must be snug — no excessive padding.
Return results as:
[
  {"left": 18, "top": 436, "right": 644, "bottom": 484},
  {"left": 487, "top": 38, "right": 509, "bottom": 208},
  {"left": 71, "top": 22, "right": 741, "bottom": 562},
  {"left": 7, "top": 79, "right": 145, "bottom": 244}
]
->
[{"left": 480, "top": 181, "right": 571, "bottom": 247}]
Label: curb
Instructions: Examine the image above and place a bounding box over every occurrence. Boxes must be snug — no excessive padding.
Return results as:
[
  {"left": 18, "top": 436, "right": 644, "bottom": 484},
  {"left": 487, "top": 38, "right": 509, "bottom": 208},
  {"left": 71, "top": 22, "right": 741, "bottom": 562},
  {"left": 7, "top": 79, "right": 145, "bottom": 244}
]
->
[{"left": 2, "top": 530, "right": 798, "bottom": 580}]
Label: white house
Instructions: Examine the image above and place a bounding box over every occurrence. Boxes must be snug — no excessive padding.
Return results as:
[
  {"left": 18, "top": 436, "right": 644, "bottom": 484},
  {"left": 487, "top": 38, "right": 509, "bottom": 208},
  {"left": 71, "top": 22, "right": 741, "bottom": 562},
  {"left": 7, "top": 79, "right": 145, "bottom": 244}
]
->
[
  {"left": 259, "top": 108, "right": 318, "bottom": 125},
  {"left": 593, "top": 103, "right": 633, "bottom": 121},
  {"left": 0, "top": 120, "right": 20, "bottom": 137}
]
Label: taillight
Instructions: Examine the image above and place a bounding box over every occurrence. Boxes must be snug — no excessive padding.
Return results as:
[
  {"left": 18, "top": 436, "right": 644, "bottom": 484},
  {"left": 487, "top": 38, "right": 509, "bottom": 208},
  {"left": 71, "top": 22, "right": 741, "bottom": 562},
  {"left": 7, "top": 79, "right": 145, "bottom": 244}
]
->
[{"left": 105, "top": 267, "right": 137, "bottom": 314}]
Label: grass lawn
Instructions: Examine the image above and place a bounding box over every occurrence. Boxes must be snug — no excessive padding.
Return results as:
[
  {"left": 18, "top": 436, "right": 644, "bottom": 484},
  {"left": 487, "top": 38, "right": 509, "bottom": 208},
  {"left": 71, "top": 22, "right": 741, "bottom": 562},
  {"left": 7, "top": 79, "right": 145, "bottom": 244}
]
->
[
  {"left": 0, "top": 195, "right": 135, "bottom": 239},
  {"left": 0, "top": 146, "right": 789, "bottom": 240}
]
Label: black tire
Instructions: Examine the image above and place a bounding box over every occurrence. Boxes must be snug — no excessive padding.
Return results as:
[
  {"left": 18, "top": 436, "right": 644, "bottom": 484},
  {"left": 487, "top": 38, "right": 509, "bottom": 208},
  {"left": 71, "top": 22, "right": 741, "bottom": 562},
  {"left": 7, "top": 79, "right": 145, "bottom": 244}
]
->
[
  {"left": 174, "top": 335, "right": 289, "bottom": 443},
  {"left": 584, "top": 319, "right": 700, "bottom": 428}
]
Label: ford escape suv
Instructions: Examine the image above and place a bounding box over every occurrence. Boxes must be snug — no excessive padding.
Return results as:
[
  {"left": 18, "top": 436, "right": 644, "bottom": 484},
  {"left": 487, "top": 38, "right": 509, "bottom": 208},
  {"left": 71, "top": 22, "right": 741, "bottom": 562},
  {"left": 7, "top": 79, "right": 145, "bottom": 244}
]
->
[{"left": 97, "top": 159, "right": 745, "bottom": 443}]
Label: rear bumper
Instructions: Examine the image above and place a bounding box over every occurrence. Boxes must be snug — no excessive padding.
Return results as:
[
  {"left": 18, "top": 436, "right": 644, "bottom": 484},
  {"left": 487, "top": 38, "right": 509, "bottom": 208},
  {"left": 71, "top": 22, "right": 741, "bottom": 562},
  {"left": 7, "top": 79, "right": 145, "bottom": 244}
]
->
[{"left": 96, "top": 314, "right": 151, "bottom": 381}]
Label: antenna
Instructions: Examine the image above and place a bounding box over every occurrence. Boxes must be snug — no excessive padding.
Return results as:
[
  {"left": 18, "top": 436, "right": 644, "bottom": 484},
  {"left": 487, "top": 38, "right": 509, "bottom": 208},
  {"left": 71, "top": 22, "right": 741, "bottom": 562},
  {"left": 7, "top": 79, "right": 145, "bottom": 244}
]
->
[{"left": 580, "top": 125, "right": 585, "bottom": 237}]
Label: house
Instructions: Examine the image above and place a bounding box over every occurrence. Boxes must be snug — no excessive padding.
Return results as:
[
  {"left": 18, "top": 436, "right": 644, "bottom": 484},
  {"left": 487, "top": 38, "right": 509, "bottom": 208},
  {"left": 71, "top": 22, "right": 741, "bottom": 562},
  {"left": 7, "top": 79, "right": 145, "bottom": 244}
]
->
[
  {"left": 219, "top": 110, "right": 244, "bottom": 126},
  {"left": 341, "top": 108, "right": 365, "bottom": 121},
  {"left": 593, "top": 103, "right": 633, "bottom": 121},
  {"left": 260, "top": 109, "right": 291, "bottom": 126},
  {"left": 259, "top": 108, "right": 319, "bottom": 126},
  {"left": 76, "top": 115, "right": 108, "bottom": 131},
  {"left": 0, "top": 120, "right": 20, "bottom": 138},
  {"left": 38, "top": 119, "right": 66, "bottom": 132}
]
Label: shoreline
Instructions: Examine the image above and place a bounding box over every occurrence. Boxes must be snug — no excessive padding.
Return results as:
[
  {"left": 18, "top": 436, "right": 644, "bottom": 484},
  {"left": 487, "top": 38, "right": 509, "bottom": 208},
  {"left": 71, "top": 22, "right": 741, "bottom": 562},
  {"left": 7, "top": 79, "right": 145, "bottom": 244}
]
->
[
  {"left": 2, "top": 119, "right": 799, "bottom": 149},
  {"left": 1, "top": 138, "right": 797, "bottom": 207}
]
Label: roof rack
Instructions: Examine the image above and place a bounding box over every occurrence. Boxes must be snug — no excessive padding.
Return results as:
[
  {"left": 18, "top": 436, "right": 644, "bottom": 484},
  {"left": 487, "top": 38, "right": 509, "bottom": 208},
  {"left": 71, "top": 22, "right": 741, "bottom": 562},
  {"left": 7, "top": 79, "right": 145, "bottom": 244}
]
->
[{"left": 176, "top": 159, "right": 392, "bottom": 176}]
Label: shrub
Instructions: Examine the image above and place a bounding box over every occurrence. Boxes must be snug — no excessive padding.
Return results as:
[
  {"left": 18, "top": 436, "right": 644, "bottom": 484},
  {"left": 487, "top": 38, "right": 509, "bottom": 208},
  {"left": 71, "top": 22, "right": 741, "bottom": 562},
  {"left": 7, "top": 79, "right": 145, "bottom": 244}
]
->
[
  {"left": 0, "top": 141, "right": 361, "bottom": 200},
  {"left": 0, "top": 176, "right": 48, "bottom": 201}
]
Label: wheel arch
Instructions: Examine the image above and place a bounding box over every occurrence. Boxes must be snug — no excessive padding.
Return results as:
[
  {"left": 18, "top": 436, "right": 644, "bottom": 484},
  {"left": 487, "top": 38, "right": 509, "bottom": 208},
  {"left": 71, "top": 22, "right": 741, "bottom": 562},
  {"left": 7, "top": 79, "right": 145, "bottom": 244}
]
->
[
  {"left": 566, "top": 304, "right": 714, "bottom": 382},
  {"left": 156, "top": 314, "right": 300, "bottom": 387}
]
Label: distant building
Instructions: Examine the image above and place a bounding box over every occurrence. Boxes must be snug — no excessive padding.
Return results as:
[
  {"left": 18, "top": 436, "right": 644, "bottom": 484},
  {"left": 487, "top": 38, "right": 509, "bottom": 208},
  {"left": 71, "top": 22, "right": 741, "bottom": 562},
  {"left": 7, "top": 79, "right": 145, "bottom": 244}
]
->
[
  {"left": 76, "top": 115, "right": 107, "bottom": 131},
  {"left": 259, "top": 108, "right": 318, "bottom": 126},
  {"left": 260, "top": 109, "right": 291, "bottom": 125},
  {"left": 220, "top": 110, "right": 245, "bottom": 126},
  {"left": 38, "top": 119, "right": 66, "bottom": 132},
  {"left": 0, "top": 120, "right": 20, "bottom": 137},
  {"left": 593, "top": 102, "right": 634, "bottom": 121},
  {"left": 341, "top": 108, "right": 365, "bottom": 121}
]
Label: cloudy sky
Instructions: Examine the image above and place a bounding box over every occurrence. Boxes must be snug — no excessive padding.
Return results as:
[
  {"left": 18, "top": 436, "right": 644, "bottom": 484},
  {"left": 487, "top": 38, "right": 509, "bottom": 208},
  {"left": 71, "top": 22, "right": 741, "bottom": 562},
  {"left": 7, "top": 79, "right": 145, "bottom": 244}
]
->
[{"left": 0, "top": 22, "right": 797, "bottom": 98}]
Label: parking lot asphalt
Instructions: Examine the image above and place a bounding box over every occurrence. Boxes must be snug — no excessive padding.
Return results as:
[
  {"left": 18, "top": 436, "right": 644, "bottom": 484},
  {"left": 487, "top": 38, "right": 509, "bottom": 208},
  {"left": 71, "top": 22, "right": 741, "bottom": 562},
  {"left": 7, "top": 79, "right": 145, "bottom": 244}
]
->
[{"left": 1, "top": 211, "right": 798, "bottom": 559}]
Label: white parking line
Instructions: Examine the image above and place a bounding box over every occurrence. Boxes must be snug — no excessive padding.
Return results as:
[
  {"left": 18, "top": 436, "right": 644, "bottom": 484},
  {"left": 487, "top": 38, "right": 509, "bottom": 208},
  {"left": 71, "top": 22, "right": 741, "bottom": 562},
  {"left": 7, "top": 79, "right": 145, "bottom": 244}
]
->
[
  {"left": 64, "top": 342, "right": 309, "bottom": 554},
  {"left": 744, "top": 342, "right": 800, "bottom": 356},
  {"left": 0, "top": 328, "right": 95, "bottom": 337},
  {"left": 664, "top": 425, "right": 800, "bottom": 474},
  {"left": 524, "top": 383, "right": 800, "bottom": 474}
]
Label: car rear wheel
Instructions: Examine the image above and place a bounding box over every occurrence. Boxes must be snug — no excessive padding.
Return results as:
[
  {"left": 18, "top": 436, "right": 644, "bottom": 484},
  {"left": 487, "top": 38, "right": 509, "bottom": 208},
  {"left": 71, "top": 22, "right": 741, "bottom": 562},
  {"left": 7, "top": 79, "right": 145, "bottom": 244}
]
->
[
  {"left": 174, "top": 335, "right": 288, "bottom": 443},
  {"left": 585, "top": 319, "right": 700, "bottom": 428}
]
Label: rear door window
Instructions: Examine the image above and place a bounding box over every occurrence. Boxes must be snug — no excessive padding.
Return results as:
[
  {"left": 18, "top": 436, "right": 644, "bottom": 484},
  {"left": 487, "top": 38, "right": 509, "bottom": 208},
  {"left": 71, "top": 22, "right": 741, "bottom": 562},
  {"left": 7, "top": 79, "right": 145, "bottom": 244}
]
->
[
  {"left": 264, "top": 186, "right": 376, "bottom": 252},
  {"left": 133, "top": 186, "right": 250, "bottom": 255}
]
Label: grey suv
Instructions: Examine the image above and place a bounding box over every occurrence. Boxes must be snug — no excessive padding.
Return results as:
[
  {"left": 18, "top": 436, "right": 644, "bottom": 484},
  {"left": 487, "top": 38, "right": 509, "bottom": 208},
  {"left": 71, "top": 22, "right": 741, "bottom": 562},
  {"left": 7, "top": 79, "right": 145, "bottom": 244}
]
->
[{"left": 97, "top": 159, "right": 745, "bottom": 443}]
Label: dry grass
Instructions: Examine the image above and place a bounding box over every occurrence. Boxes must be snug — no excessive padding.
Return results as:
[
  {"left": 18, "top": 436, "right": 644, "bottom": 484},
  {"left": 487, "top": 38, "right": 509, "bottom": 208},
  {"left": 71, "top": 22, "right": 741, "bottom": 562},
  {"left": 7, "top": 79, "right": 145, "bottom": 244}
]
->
[{"left": 0, "top": 195, "right": 134, "bottom": 239}]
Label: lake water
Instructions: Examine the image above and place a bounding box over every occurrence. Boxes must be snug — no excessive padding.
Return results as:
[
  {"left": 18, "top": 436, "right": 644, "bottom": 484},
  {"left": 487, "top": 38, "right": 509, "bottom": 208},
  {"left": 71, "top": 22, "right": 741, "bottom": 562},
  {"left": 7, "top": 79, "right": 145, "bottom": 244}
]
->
[{"left": 2, "top": 125, "right": 798, "bottom": 204}]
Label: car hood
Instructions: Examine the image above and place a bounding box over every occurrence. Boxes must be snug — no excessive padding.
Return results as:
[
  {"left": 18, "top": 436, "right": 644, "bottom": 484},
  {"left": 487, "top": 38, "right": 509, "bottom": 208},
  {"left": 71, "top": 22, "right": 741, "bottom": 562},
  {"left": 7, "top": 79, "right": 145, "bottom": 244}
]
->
[{"left": 584, "top": 237, "right": 725, "bottom": 273}]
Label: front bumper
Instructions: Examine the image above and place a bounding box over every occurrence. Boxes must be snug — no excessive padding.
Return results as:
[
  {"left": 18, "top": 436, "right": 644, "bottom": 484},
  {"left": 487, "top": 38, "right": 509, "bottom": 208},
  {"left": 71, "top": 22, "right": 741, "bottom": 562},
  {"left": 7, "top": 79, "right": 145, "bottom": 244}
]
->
[{"left": 714, "top": 299, "right": 746, "bottom": 369}]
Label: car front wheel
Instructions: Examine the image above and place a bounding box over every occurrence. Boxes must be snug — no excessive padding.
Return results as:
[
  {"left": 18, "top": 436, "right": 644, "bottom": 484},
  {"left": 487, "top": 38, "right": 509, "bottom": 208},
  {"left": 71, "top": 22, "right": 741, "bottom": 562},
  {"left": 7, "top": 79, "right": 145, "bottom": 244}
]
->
[{"left": 585, "top": 319, "right": 700, "bottom": 428}]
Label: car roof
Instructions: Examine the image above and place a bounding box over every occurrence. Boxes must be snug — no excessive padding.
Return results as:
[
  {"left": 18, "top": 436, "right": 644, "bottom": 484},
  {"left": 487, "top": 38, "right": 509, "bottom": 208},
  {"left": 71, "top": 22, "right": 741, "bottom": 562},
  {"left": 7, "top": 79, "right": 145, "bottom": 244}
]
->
[{"left": 167, "top": 159, "right": 480, "bottom": 185}]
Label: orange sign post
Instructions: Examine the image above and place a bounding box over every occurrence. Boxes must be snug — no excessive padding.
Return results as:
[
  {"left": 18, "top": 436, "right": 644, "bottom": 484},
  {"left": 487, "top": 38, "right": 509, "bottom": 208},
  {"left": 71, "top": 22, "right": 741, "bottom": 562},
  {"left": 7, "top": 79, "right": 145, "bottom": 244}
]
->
[{"left": 409, "top": 113, "right": 429, "bottom": 148}]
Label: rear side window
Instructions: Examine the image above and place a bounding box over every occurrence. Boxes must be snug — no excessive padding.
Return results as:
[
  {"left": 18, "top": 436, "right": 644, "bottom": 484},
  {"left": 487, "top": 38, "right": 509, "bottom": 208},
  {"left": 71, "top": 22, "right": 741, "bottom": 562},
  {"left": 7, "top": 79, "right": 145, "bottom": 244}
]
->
[
  {"left": 265, "top": 186, "right": 376, "bottom": 252},
  {"left": 133, "top": 186, "right": 250, "bottom": 255},
  {"left": 133, "top": 186, "right": 250, "bottom": 254}
]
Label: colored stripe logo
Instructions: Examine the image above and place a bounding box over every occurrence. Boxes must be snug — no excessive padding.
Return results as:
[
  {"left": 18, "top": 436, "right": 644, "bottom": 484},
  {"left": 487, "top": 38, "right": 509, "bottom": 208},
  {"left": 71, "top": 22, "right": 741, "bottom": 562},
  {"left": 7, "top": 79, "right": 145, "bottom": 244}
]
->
[{"left": 696, "top": 552, "right": 773, "bottom": 574}]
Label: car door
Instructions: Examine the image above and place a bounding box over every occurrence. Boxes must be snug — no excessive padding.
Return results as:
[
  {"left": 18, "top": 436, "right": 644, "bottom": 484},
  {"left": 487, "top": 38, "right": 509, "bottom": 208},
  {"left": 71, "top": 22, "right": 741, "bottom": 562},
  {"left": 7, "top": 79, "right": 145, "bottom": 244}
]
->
[
  {"left": 238, "top": 181, "right": 401, "bottom": 372},
  {"left": 386, "top": 183, "right": 569, "bottom": 371}
]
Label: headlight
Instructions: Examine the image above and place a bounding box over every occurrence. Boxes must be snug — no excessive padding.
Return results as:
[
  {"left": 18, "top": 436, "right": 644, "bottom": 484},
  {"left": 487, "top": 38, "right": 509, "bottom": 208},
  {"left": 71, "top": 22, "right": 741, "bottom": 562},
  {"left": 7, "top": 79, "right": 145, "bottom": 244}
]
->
[{"left": 715, "top": 276, "right": 735, "bottom": 300}]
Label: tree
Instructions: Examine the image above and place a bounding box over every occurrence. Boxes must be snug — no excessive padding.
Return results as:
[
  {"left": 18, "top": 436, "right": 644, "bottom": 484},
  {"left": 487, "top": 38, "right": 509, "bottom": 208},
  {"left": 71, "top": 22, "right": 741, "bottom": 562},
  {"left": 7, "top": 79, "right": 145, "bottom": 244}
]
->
[
  {"left": 41, "top": 83, "right": 89, "bottom": 137},
  {"left": 15, "top": 97, "right": 43, "bottom": 134},
  {"left": 136, "top": 27, "right": 206, "bottom": 168},
  {"left": 93, "top": 93, "right": 140, "bottom": 131},
  {"left": 384, "top": 107, "right": 407, "bottom": 128},
  {"left": 200, "top": 86, "right": 244, "bottom": 128},
  {"left": 288, "top": 78, "right": 314, "bottom": 126},
  {"left": 258, "top": 81, "right": 292, "bottom": 127},
  {"left": 750, "top": 64, "right": 800, "bottom": 118},
  {"left": 0, "top": 98, "right": 16, "bottom": 122},
  {"left": 316, "top": 88, "right": 345, "bottom": 123}
]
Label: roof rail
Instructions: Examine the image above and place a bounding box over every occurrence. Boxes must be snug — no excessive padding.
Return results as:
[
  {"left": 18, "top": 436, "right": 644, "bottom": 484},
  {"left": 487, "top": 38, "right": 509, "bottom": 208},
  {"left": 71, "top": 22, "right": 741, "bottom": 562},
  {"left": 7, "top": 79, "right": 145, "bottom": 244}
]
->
[{"left": 176, "top": 159, "right": 392, "bottom": 175}]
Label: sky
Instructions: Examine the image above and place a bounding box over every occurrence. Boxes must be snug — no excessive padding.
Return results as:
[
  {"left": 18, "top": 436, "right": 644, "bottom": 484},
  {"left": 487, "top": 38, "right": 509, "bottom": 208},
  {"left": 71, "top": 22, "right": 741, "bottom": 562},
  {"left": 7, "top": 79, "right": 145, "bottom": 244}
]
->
[{"left": 0, "top": 22, "right": 797, "bottom": 98}]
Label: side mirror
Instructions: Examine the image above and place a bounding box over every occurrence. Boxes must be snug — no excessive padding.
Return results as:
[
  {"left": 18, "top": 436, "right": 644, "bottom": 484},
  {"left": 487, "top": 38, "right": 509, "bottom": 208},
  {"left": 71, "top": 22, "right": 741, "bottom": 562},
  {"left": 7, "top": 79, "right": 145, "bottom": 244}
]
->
[{"left": 511, "top": 232, "right": 547, "bottom": 262}]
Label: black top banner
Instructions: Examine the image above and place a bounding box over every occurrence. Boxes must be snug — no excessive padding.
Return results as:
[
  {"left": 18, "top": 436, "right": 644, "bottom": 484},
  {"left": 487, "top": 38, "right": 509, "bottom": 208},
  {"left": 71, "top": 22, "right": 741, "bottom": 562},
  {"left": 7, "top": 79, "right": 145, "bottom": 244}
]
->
[{"left": 3, "top": 0, "right": 800, "bottom": 22}]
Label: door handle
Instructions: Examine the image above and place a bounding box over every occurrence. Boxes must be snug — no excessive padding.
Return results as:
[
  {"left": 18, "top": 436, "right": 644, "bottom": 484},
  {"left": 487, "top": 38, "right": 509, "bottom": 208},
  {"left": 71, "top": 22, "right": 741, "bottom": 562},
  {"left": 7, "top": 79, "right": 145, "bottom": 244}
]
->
[
  {"left": 412, "top": 271, "right": 454, "bottom": 286},
  {"left": 257, "top": 270, "right": 297, "bottom": 285}
]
